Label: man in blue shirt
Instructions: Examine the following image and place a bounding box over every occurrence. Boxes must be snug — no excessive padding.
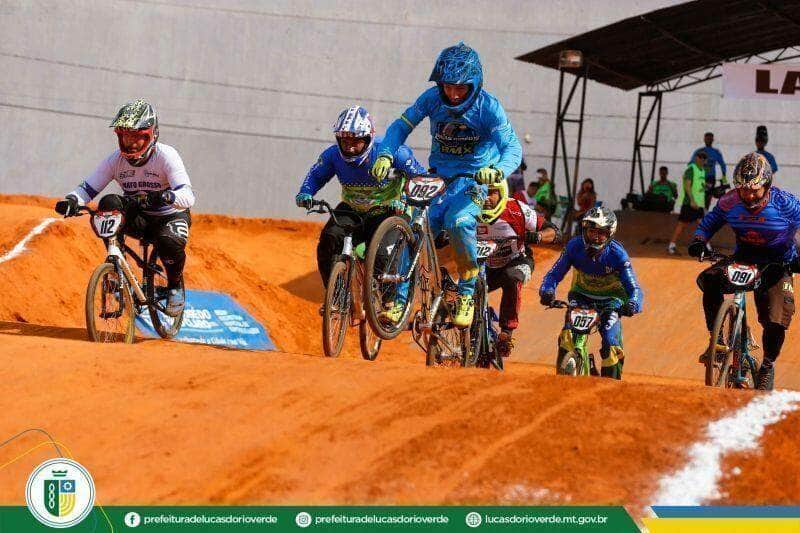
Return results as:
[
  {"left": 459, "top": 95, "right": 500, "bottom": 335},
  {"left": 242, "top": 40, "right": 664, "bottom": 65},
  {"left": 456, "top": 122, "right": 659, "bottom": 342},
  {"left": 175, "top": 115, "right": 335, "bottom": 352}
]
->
[
  {"left": 689, "top": 153, "right": 799, "bottom": 390},
  {"left": 296, "top": 106, "right": 425, "bottom": 293},
  {"left": 755, "top": 125, "right": 778, "bottom": 174},
  {"left": 371, "top": 42, "right": 522, "bottom": 327},
  {"left": 689, "top": 132, "right": 727, "bottom": 209}
]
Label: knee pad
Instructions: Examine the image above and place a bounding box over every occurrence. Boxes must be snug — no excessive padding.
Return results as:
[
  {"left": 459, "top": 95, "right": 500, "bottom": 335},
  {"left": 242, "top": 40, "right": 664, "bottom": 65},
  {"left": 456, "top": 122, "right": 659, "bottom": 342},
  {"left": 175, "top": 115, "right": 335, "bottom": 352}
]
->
[
  {"left": 158, "top": 220, "right": 190, "bottom": 257},
  {"left": 508, "top": 263, "right": 532, "bottom": 284},
  {"left": 98, "top": 194, "right": 125, "bottom": 211}
]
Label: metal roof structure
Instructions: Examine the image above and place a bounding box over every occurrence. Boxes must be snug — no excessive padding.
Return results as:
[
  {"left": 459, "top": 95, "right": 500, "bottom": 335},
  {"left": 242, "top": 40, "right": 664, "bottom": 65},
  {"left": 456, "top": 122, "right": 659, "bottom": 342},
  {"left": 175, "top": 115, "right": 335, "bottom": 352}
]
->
[
  {"left": 517, "top": 0, "right": 800, "bottom": 92},
  {"left": 514, "top": 0, "right": 800, "bottom": 224}
]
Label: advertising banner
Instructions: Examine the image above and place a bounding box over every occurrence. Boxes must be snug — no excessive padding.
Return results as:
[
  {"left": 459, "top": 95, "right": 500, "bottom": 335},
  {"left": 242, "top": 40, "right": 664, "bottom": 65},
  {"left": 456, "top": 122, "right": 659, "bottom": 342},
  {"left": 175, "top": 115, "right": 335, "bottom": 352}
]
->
[{"left": 723, "top": 62, "right": 800, "bottom": 100}]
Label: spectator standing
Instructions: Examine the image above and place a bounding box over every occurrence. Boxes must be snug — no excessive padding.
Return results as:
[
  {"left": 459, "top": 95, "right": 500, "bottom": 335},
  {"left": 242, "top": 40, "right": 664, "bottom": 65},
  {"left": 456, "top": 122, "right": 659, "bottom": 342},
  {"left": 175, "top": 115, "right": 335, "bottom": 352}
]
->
[
  {"left": 689, "top": 132, "right": 726, "bottom": 209},
  {"left": 668, "top": 151, "right": 707, "bottom": 255},
  {"left": 575, "top": 178, "right": 597, "bottom": 221},
  {"left": 755, "top": 125, "right": 778, "bottom": 174},
  {"left": 506, "top": 157, "right": 527, "bottom": 196}
]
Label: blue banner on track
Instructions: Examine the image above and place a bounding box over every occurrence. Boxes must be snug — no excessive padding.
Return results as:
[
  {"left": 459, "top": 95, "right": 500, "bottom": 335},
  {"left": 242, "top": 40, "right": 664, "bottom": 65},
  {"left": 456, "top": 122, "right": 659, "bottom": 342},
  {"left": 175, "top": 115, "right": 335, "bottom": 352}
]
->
[{"left": 135, "top": 290, "right": 275, "bottom": 351}]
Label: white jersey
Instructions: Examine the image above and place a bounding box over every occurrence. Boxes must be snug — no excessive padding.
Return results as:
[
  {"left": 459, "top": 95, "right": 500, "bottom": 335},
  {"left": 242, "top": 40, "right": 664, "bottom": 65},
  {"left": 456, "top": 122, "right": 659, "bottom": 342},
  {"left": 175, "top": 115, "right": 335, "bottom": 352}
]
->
[
  {"left": 70, "top": 142, "right": 194, "bottom": 216},
  {"left": 477, "top": 199, "right": 540, "bottom": 269}
]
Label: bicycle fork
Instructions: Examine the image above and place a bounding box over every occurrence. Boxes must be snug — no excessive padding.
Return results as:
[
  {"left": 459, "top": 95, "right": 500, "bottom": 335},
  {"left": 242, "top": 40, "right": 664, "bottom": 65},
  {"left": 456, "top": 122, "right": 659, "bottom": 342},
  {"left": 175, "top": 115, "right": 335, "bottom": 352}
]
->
[{"left": 106, "top": 241, "right": 146, "bottom": 305}]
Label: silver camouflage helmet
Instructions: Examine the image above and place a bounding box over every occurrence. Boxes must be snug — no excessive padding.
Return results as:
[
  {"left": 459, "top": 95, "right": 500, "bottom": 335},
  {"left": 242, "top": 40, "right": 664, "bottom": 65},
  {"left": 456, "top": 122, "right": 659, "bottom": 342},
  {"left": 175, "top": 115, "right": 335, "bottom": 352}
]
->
[
  {"left": 581, "top": 206, "right": 617, "bottom": 252},
  {"left": 110, "top": 99, "right": 158, "bottom": 130}
]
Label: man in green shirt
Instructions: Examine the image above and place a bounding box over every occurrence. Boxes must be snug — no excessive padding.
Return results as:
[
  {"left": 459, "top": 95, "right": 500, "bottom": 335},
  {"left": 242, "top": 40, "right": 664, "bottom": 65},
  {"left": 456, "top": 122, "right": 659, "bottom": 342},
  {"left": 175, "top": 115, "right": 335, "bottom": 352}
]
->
[
  {"left": 668, "top": 151, "right": 707, "bottom": 255},
  {"left": 533, "top": 168, "right": 556, "bottom": 219},
  {"left": 648, "top": 166, "right": 678, "bottom": 204}
]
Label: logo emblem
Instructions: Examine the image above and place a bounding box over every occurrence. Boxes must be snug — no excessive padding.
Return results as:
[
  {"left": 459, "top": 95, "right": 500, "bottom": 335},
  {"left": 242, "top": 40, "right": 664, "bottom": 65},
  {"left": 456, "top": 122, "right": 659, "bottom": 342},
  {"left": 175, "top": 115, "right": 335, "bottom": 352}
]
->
[{"left": 26, "top": 458, "right": 95, "bottom": 528}]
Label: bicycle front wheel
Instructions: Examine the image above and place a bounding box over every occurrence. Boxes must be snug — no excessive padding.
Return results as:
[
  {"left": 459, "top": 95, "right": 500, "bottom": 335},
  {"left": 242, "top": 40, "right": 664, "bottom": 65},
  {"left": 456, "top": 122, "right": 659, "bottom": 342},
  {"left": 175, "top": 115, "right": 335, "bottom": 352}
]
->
[
  {"left": 364, "top": 216, "right": 418, "bottom": 340},
  {"left": 85, "top": 262, "right": 135, "bottom": 344},
  {"left": 707, "top": 299, "right": 738, "bottom": 387},
  {"left": 323, "top": 260, "right": 351, "bottom": 358}
]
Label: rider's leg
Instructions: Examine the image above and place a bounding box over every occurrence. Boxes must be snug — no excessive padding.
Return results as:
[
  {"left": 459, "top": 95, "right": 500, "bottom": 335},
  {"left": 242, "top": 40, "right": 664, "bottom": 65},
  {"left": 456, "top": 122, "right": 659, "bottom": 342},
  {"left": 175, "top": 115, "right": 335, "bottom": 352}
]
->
[
  {"left": 151, "top": 211, "right": 191, "bottom": 316},
  {"left": 598, "top": 308, "right": 623, "bottom": 379},
  {"left": 153, "top": 211, "right": 191, "bottom": 288},
  {"left": 754, "top": 272, "right": 795, "bottom": 390},
  {"left": 316, "top": 202, "right": 357, "bottom": 288},
  {"left": 696, "top": 264, "right": 727, "bottom": 362},
  {"left": 442, "top": 179, "right": 484, "bottom": 327}
]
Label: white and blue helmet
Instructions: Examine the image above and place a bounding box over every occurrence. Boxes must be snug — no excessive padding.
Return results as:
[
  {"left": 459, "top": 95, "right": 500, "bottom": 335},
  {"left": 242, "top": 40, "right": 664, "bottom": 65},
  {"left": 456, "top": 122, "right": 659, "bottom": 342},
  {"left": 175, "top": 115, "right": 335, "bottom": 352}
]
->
[{"left": 332, "top": 106, "right": 375, "bottom": 165}]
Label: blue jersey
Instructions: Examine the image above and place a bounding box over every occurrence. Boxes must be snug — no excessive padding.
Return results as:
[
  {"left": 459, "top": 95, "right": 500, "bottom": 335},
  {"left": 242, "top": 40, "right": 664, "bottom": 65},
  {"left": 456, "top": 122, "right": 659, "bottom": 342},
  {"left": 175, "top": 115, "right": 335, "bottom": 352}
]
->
[
  {"left": 695, "top": 187, "right": 800, "bottom": 264},
  {"left": 757, "top": 149, "right": 778, "bottom": 173},
  {"left": 299, "top": 136, "right": 425, "bottom": 213},
  {"left": 378, "top": 87, "right": 522, "bottom": 179},
  {"left": 689, "top": 146, "right": 726, "bottom": 180},
  {"left": 541, "top": 237, "right": 643, "bottom": 310}
]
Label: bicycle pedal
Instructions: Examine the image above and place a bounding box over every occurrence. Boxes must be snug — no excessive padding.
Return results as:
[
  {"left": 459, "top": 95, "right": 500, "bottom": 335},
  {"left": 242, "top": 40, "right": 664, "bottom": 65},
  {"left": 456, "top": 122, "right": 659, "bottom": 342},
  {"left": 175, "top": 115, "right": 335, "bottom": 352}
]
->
[{"left": 99, "top": 310, "right": 124, "bottom": 319}]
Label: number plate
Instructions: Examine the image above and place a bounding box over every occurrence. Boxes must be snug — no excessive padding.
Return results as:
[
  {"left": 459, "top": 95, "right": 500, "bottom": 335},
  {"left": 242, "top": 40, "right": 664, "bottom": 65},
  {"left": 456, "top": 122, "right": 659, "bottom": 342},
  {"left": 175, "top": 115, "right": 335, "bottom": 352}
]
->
[
  {"left": 476, "top": 240, "right": 498, "bottom": 260},
  {"left": 569, "top": 308, "right": 598, "bottom": 332},
  {"left": 92, "top": 211, "right": 124, "bottom": 238},
  {"left": 405, "top": 177, "right": 446, "bottom": 203},
  {"left": 726, "top": 263, "right": 758, "bottom": 286}
]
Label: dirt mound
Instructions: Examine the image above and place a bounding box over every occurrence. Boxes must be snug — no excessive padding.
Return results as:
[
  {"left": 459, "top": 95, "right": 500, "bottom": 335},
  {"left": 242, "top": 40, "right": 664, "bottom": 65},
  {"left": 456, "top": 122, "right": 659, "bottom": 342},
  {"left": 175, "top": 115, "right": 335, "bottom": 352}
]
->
[{"left": 1, "top": 195, "right": 799, "bottom": 509}]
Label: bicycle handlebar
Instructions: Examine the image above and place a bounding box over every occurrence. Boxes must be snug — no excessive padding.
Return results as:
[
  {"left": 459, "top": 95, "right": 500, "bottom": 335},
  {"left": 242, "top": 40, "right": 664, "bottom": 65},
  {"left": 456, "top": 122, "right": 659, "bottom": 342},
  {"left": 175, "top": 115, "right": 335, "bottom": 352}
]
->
[
  {"left": 306, "top": 199, "right": 364, "bottom": 229},
  {"left": 547, "top": 299, "right": 630, "bottom": 315}
]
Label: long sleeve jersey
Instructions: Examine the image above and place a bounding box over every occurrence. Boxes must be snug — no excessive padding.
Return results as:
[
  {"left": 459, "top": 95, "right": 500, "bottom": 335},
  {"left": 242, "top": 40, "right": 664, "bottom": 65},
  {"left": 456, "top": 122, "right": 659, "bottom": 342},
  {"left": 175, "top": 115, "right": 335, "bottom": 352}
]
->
[
  {"left": 299, "top": 136, "right": 425, "bottom": 213},
  {"left": 69, "top": 143, "right": 194, "bottom": 216},
  {"left": 377, "top": 87, "right": 522, "bottom": 179},
  {"left": 540, "top": 237, "right": 643, "bottom": 310},
  {"left": 695, "top": 187, "right": 800, "bottom": 264}
]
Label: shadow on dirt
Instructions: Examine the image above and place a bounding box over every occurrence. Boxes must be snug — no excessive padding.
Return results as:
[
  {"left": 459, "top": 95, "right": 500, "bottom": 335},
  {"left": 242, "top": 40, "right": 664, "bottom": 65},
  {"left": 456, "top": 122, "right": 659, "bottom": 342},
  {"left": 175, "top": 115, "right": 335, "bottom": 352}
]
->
[
  {"left": 0, "top": 320, "right": 88, "bottom": 340},
  {"left": 279, "top": 271, "right": 322, "bottom": 304}
]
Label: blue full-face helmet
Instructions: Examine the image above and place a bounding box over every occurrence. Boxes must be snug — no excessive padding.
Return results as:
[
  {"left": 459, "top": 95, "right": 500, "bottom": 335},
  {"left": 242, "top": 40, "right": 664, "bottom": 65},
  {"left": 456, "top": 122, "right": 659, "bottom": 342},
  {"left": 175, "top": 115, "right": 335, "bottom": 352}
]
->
[{"left": 429, "top": 42, "right": 483, "bottom": 115}]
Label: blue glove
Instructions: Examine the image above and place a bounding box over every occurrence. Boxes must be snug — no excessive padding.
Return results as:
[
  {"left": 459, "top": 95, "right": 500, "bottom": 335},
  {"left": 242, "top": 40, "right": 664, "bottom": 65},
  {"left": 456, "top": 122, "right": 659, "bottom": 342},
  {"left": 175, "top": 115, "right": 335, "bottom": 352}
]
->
[{"left": 295, "top": 193, "right": 313, "bottom": 209}]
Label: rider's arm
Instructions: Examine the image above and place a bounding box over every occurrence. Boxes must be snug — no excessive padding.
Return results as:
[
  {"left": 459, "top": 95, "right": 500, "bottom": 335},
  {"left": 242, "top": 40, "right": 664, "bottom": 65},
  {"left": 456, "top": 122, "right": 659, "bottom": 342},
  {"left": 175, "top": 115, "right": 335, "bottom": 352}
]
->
[
  {"left": 615, "top": 246, "right": 643, "bottom": 312},
  {"left": 540, "top": 239, "right": 576, "bottom": 295},
  {"left": 162, "top": 145, "right": 195, "bottom": 209},
  {"left": 522, "top": 201, "right": 560, "bottom": 244},
  {"left": 717, "top": 149, "right": 727, "bottom": 181},
  {"left": 392, "top": 144, "right": 426, "bottom": 175},
  {"left": 485, "top": 98, "right": 522, "bottom": 178},
  {"left": 694, "top": 203, "right": 726, "bottom": 242},
  {"left": 377, "top": 89, "right": 435, "bottom": 159},
  {"left": 299, "top": 147, "right": 337, "bottom": 196},
  {"left": 67, "top": 155, "right": 115, "bottom": 205}
]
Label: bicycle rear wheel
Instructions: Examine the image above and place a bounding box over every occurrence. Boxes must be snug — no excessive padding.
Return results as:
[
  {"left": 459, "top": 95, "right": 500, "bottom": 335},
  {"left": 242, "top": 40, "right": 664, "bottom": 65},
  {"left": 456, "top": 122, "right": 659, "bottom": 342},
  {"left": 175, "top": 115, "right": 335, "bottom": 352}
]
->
[
  {"left": 426, "top": 301, "right": 469, "bottom": 367},
  {"left": 146, "top": 266, "right": 184, "bottom": 339},
  {"left": 707, "top": 299, "right": 738, "bottom": 387},
  {"left": 365, "top": 216, "right": 418, "bottom": 340},
  {"left": 323, "top": 260, "right": 351, "bottom": 358},
  {"left": 85, "top": 262, "right": 135, "bottom": 343}
]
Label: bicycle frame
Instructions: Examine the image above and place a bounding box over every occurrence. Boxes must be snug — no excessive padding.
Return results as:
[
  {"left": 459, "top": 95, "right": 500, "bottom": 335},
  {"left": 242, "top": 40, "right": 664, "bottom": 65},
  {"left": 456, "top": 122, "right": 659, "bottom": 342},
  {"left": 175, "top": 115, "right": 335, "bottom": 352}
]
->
[{"left": 726, "top": 290, "right": 758, "bottom": 386}]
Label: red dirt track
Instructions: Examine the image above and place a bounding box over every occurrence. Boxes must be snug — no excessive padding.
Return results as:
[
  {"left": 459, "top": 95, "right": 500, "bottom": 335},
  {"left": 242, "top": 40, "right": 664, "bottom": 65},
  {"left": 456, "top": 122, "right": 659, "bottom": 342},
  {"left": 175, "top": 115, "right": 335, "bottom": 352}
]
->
[{"left": 1, "top": 195, "right": 799, "bottom": 510}]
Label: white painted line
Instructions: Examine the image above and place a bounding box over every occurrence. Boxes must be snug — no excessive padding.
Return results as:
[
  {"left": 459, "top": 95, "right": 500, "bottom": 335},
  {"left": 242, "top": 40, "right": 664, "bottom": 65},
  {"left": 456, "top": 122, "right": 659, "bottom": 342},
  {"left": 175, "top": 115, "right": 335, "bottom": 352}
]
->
[
  {"left": 0, "top": 218, "right": 58, "bottom": 264},
  {"left": 652, "top": 390, "right": 800, "bottom": 505}
]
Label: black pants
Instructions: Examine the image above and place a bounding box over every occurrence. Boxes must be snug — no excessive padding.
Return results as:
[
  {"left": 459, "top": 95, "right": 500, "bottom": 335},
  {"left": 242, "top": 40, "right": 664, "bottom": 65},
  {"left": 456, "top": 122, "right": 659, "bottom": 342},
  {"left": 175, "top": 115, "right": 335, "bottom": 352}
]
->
[
  {"left": 98, "top": 194, "right": 191, "bottom": 288},
  {"left": 316, "top": 202, "right": 391, "bottom": 287},
  {"left": 697, "top": 260, "right": 794, "bottom": 367}
]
